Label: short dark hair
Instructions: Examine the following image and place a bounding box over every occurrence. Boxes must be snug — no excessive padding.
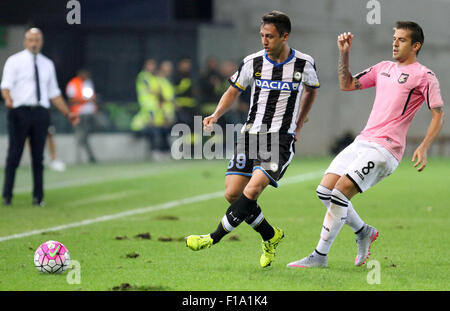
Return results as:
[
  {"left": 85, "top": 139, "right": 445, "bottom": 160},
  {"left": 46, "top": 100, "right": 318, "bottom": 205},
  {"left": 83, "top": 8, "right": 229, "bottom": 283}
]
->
[
  {"left": 261, "top": 11, "right": 291, "bottom": 36},
  {"left": 395, "top": 21, "right": 424, "bottom": 56}
]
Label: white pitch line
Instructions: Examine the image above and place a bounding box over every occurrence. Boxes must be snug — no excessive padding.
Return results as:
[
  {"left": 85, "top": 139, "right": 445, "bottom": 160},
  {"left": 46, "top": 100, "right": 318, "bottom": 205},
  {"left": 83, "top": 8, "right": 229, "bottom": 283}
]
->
[{"left": 0, "top": 170, "right": 323, "bottom": 243}]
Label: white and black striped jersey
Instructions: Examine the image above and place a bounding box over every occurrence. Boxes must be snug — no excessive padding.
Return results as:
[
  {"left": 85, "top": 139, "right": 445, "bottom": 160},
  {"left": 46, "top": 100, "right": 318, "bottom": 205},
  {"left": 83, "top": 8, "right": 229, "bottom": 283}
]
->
[{"left": 229, "top": 48, "right": 320, "bottom": 134}]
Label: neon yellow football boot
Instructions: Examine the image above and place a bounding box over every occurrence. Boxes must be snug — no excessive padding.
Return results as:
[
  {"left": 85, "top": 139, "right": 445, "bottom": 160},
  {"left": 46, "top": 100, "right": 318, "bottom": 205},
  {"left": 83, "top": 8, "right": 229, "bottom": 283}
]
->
[
  {"left": 185, "top": 234, "right": 213, "bottom": 251},
  {"left": 260, "top": 227, "right": 285, "bottom": 268}
]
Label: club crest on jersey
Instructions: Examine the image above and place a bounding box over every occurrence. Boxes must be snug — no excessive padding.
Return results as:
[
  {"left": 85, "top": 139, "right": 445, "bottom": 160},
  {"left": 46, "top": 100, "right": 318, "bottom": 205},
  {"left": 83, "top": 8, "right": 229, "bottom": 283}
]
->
[
  {"left": 293, "top": 71, "right": 302, "bottom": 81},
  {"left": 269, "top": 162, "right": 279, "bottom": 172},
  {"left": 255, "top": 79, "right": 300, "bottom": 91},
  {"left": 398, "top": 73, "right": 409, "bottom": 84}
]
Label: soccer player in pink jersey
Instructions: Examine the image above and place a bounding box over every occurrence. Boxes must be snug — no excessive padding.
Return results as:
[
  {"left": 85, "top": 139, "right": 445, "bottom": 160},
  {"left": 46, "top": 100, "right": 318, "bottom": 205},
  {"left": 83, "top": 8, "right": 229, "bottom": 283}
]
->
[{"left": 287, "top": 21, "right": 444, "bottom": 268}]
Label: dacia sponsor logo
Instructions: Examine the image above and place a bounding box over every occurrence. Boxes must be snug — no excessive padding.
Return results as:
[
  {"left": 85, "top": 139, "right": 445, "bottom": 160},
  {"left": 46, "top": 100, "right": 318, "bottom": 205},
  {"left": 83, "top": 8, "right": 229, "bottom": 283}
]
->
[{"left": 255, "top": 79, "right": 300, "bottom": 91}]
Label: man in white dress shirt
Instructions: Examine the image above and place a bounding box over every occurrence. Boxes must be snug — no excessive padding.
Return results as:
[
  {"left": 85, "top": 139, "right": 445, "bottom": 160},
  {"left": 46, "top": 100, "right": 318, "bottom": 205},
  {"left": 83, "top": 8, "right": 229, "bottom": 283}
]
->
[{"left": 1, "top": 28, "right": 79, "bottom": 207}]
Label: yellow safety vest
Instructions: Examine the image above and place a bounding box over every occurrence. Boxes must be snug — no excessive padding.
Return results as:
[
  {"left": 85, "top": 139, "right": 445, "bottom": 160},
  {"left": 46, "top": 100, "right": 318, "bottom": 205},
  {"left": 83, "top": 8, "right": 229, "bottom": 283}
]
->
[
  {"left": 175, "top": 77, "right": 196, "bottom": 108},
  {"left": 136, "top": 71, "right": 159, "bottom": 111},
  {"left": 152, "top": 77, "right": 175, "bottom": 126}
]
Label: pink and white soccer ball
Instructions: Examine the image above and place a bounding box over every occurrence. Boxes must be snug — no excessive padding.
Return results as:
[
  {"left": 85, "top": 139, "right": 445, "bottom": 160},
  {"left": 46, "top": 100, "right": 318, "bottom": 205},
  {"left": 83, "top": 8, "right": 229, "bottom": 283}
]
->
[{"left": 34, "top": 240, "right": 70, "bottom": 274}]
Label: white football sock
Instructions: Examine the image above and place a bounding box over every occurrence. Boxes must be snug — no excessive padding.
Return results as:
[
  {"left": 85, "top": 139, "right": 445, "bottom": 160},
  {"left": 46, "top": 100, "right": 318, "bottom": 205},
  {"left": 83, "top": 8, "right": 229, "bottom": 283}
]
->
[
  {"left": 346, "top": 201, "right": 365, "bottom": 233},
  {"left": 315, "top": 189, "right": 348, "bottom": 255},
  {"left": 316, "top": 184, "right": 364, "bottom": 233},
  {"left": 316, "top": 184, "right": 332, "bottom": 209}
]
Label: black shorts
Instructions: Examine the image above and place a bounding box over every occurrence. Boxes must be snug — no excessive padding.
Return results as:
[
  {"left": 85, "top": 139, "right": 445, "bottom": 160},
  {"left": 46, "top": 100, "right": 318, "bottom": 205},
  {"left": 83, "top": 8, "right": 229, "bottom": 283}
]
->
[{"left": 225, "top": 132, "right": 295, "bottom": 187}]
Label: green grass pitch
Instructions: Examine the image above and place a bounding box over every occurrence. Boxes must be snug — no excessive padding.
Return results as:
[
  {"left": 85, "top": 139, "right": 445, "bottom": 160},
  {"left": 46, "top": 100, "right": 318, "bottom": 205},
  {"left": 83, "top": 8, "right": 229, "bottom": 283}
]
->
[{"left": 0, "top": 157, "right": 448, "bottom": 291}]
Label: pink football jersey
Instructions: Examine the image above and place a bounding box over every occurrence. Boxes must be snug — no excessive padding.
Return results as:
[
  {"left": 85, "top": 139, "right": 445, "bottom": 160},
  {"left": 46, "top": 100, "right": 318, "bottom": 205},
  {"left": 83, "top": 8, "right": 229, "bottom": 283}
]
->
[{"left": 354, "top": 61, "right": 443, "bottom": 162}]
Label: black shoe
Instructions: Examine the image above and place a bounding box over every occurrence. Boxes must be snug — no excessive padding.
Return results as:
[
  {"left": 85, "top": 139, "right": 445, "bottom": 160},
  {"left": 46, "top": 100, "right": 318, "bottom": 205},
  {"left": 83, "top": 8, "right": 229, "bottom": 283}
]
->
[
  {"left": 2, "top": 197, "right": 11, "bottom": 206},
  {"left": 32, "top": 198, "right": 45, "bottom": 207}
]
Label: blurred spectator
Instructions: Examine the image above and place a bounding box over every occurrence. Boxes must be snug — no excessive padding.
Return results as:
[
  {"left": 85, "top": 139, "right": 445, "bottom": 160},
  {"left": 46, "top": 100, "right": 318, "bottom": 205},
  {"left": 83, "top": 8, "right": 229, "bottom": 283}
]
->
[
  {"left": 154, "top": 60, "right": 176, "bottom": 160},
  {"left": 131, "top": 58, "right": 160, "bottom": 156},
  {"left": 134, "top": 58, "right": 159, "bottom": 114},
  {"left": 174, "top": 57, "right": 200, "bottom": 146},
  {"left": 218, "top": 60, "right": 237, "bottom": 94},
  {"left": 66, "top": 69, "right": 98, "bottom": 163},
  {"left": 215, "top": 60, "right": 248, "bottom": 125},
  {"left": 47, "top": 124, "right": 66, "bottom": 172},
  {"left": 199, "top": 56, "right": 222, "bottom": 117}
]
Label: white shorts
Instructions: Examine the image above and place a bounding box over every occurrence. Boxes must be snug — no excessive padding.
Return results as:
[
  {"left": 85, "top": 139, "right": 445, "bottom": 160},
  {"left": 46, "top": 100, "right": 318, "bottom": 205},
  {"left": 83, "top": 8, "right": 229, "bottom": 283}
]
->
[{"left": 325, "top": 140, "right": 399, "bottom": 193}]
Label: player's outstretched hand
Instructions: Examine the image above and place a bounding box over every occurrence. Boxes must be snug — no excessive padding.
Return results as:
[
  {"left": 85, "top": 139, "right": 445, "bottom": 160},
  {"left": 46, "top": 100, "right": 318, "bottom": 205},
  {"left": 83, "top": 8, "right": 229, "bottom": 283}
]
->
[
  {"left": 412, "top": 145, "right": 427, "bottom": 172},
  {"left": 337, "top": 32, "right": 354, "bottom": 53},
  {"left": 203, "top": 115, "right": 218, "bottom": 132}
]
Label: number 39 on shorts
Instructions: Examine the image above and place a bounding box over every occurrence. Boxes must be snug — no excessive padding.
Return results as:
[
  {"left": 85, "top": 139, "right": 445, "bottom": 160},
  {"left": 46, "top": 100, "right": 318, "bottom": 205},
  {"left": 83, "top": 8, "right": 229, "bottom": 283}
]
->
[{"left": 228, "top": 153, "right": 247, "bottom": 169}]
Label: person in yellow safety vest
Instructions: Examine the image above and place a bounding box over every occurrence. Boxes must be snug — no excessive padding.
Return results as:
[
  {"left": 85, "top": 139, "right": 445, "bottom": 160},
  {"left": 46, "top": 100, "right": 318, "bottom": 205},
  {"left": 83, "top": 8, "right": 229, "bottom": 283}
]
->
[
  {"left": 152, "top": 60, "right": 175, "bottom": 157},
  {"left": 175, "top": 58, "right": 196, "bottom": 109},
  {"left": 131, "top": 58, "right": 161, "bottom": 158},
  {"left": 156, "top": 61, "right": 175, "bottom": 128},
  {"left": 131, "top": 59, "right": 160, "bottom": 132},
  {"left": 174, "top": 58, "right": 200, "bottom": 145}
]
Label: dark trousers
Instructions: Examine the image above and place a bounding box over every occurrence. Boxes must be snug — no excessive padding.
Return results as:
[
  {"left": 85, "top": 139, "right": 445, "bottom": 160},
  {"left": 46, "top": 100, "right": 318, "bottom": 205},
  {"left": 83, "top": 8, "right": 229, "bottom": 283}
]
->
[
  {"left": 3, "top": 106, "right": 50, "bottom": 201},
  {"left": 139, "top": 126, "right": 171, "bottom": 153},
  {"left": 75, "top": 114, "right": 96, "bottom": 163}
]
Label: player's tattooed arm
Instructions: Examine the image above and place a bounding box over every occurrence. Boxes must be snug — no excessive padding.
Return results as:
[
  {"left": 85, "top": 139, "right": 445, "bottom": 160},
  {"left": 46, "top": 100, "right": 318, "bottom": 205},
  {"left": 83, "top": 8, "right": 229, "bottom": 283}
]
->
[
  {"left": 338, "top": 51, "right": 360, "bottom": 91},
  {"left": 337, "top": 32, "right": 360, "bottom": 91}
]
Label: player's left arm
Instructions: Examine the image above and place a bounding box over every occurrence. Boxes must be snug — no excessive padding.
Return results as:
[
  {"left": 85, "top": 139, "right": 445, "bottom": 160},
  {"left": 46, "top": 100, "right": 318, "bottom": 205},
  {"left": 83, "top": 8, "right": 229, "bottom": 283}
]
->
[
  {"left": 294, "top": 85, "right": 317, "bottom": 141},
  {"left": 412, "top": 106, "right": 445, "bottom": 172}
]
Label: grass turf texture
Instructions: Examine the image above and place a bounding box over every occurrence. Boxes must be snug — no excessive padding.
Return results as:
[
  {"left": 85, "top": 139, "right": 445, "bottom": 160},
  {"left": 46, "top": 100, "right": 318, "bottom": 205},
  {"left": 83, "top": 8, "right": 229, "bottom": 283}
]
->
[{"left": 0, "top": 157, "right": 448, "bottom": 291}]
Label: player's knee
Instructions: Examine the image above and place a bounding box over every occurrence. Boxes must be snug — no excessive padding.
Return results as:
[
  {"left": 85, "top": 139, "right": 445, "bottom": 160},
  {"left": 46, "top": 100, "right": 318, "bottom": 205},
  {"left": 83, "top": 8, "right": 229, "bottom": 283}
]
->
[
  {"left": 224, "top": 190, "right": 240, "bottom": 204},
  {"left": 334, "top": 176, "right": 359, "bottom": 199},
  {"left": 243, "top": 184, "right": 263, "bottom": 200},
  {"left": 224, "top": 183, "right": 244, "bottom": 203}
]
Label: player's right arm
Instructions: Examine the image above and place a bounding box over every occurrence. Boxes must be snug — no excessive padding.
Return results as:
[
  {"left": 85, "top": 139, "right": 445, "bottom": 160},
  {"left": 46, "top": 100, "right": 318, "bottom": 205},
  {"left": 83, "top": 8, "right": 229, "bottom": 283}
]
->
[
  {"left": 337, "top": 32, "right": 362, "bottom": 91},
  {"left": 203, "top": 85, "right": 240, "bottom": 131}
]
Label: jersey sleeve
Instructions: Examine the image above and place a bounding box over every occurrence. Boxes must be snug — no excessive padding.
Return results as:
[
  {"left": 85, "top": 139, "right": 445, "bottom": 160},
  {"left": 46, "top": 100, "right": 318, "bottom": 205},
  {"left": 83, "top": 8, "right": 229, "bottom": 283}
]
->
[
  {"left": 353, "top": 62, "right": 381, "bottom": 89},
  {"left": 421, "top": 71, "right": 444, "bottom": 109},
  {"left": 229, "top": 59, "right": 253, "bottom": 92},
  {"left": 302, "top": 60, "right": 320, "bottom": 88}
]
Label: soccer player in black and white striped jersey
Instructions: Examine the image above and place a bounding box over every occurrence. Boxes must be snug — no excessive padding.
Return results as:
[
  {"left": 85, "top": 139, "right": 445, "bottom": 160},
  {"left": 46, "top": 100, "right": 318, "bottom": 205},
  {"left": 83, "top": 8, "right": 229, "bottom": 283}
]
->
[{"left": 185, "top": 11, "right": 320, "bottom": 268}]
